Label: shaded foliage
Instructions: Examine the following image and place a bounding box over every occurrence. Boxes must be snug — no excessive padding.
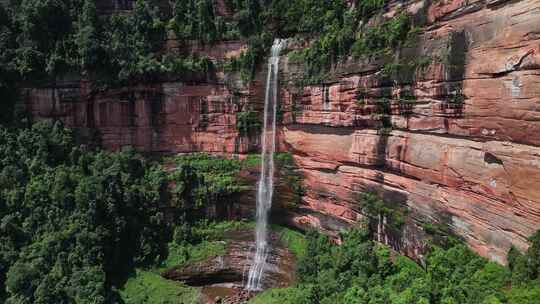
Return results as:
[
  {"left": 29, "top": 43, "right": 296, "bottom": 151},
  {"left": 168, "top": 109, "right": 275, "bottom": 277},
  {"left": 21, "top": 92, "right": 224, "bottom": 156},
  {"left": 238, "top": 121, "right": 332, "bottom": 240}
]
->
[
  {"left": 0, "top": 121, "right": 175, "bottom": 303},
  {"left": 170, "top": 0, "right": 241, "bottom": 44},
  {"left": 168, "top": 153, "right": 250, "bottom": 212},
  {"left": 0, "top": 123, "right": 253, "bottom": 303},
  {"left": 236, "top": 109, "right": 261, "bottom": 137},
  {"left": 0, "top": 0, "right": 214, "bottom": 89},
  {"left": 254, "top": 227, "right": 540, "bottom": 304},
  {"left": 0, "top": 0, "right": 410, "bottom": 91}
]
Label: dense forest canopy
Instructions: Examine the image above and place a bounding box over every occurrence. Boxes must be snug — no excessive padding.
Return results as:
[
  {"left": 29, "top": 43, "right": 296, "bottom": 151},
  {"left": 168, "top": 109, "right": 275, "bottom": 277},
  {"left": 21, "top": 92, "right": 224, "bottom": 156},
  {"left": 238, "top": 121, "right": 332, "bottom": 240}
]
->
[
  {"left": 0, "top": 121, "right": 253, "bottom": 303},
  {"left": 0, "top": 0, "right": 412, "bottom": 119},
  {"left": 251, "top": 228, "right": 540, "bottom": 304}
]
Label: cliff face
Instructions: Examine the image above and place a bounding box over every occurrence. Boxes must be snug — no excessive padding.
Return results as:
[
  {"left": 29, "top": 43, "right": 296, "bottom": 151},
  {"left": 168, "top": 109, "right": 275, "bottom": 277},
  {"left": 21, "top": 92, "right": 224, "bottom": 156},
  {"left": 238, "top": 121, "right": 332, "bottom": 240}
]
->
[
  {"left": 279, "top": 0, "right": 540, "bottom": 263},
  {"left": 25, "top": 43, "right": 257, "bottom": 154},
  {"left": 25, "top": 0, "right": 540, "bottom": 263}
]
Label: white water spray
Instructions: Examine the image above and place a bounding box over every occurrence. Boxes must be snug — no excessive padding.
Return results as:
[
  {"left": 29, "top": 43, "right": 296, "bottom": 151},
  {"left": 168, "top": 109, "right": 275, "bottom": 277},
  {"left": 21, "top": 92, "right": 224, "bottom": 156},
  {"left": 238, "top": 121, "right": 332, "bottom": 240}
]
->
[{"left": 246, "top": 39, "right": 284, "bottom": 291}]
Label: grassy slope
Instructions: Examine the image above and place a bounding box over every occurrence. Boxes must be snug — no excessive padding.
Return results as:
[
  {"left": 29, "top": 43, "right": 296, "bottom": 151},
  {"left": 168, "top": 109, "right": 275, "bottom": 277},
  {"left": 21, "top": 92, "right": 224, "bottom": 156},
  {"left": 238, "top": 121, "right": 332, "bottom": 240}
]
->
[
  {"left": 118, "top": 240, "right": 224, "bottom": 304},
  {"left": 249, "top": 225, "right": 309, "bottom": 304},
  {"left": 119, "top": 270, "right": 199, "bottom": 304},
  {"left": 119, "top": 221, "right": 252, "bottom": 304},
  {"left": 249, "top": 287, "right": 312, "bottom": 304},
  {"left": 271, "top": 224, "right": 308, "bottom": 258},
  {"left": 120, "top": 221, "right": 305, "bottom": 304}
]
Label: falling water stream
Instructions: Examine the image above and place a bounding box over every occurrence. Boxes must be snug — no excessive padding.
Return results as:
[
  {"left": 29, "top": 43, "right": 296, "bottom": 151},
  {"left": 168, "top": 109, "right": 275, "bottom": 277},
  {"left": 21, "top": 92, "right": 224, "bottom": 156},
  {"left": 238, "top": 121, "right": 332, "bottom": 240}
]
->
[{"left": 246, "top": 39, "right": 285, "bottom": 291}]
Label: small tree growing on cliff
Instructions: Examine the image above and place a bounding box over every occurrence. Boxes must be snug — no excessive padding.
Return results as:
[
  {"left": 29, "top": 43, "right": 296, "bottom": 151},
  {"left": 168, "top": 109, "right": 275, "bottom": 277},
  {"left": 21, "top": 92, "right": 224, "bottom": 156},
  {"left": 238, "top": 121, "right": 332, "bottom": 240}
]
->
[
  {"left": 75, "top": 0, "right": 102, "bottom": 73},
  {"left": 358, "top": 191, "right": 407, "bottom": 244},
  {"left": 508, "top": 230, "right": 540, "bottom": 285}
]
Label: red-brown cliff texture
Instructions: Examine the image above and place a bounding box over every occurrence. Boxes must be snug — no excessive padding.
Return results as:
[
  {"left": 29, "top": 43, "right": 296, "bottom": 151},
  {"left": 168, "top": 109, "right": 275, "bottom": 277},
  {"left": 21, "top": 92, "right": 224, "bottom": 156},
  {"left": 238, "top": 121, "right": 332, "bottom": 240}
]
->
[
  {"left": 25, "top": 0, "right": 540, "bottom": 263},
  {"left": 24, "top": 38, "right": 263, "bottom": 154},
  {"left": 279, "top": 0, "right": 540, "bottom": 263}
]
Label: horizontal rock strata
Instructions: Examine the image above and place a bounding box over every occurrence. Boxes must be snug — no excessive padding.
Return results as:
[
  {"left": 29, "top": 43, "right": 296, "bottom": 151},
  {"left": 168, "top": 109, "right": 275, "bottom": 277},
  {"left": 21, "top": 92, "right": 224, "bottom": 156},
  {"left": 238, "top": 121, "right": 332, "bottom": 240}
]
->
[{"left": 24, "top": 0, "right": 540, "bottom": 263}]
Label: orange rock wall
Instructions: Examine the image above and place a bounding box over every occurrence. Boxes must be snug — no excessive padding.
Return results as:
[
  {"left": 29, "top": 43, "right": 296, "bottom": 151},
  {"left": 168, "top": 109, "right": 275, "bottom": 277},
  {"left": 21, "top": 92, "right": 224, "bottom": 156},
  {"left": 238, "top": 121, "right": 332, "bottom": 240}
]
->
[
  {"left": 25, "top": 0, "right": 540, "bottom": 263},
  {"left": 279, "top": 0, "right": 540, "bottom": 263}
]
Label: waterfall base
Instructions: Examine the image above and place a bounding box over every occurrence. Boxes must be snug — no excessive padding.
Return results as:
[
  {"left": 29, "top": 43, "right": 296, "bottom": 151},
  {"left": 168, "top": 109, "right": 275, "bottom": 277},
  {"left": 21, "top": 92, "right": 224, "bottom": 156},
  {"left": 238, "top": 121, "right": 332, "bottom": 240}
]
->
[{"left": 162, "top": 229, "right": 296, "bottom": 303}]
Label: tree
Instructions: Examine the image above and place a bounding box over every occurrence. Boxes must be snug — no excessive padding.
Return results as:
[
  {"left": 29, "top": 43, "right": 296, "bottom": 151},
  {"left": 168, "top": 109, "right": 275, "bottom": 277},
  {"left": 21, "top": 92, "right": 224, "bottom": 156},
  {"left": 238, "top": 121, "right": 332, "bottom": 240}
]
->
[
  {"left": 0, "top": 4, "right": 18, "bottom": 124},
  {"left": 75, "top": 0, "right": 101, "bottom": 72},
  {"left": 0, "top": 122, "right": 176, "bottom": 302},
  {"left": 13, "top": 0, "right": 81, "bottom": 79},
  {"left": 105, "top": 0, "right": 166, "bottom": 81},
  {"left": 526, "top": 230, "right": 540, "bottom": 281}
]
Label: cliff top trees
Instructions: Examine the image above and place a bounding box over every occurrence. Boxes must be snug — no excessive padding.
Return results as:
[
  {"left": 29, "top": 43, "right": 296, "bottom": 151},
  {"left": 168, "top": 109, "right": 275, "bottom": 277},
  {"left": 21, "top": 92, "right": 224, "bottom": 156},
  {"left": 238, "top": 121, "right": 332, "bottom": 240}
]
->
[
  {"left": 105, "top": 0, "right": 166, "bottom": 81},
  {"left": 75, "top": 0, "right": 101, "bottom": 73},
  {"left": 13, "top": 0, "right": 82, "bottom": 80},
  {"left": 0, "top": 0, "right": 212, "bottom": 87},
  {"left": 0, "top": 4, "right": 17, "bottom": 124},
  {"left": 0, "top": 0, "right": 395, "bottom": 88},
  {"left": 170, "top": 0, "right": 223, "bottom": 44}
]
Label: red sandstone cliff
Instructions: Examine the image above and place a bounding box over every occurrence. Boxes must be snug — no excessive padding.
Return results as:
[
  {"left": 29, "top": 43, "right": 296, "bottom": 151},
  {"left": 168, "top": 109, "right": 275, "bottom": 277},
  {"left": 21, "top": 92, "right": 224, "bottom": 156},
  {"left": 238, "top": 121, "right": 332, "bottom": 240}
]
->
[{"left": 25, "top": 0, "right": 540, "bottom": 264}]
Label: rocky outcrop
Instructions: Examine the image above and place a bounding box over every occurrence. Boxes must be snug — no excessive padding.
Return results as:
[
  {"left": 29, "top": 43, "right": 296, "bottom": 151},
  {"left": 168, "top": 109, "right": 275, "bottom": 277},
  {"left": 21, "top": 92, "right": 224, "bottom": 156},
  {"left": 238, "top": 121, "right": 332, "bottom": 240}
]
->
[
  {"left": 25, "top": 0, "right": 540, "bottom": 264},
  {"left": 278, "top": 0, "right": 540, "bottom": 263},
  {"left": 162, "top": 229, "right": 295, "bottom": 292},
  {"left": 281, "top": 126, "right": 540, "bottom": 262},
  {"left": 24, "top": 58, "right": 261, "bottom": 154}
]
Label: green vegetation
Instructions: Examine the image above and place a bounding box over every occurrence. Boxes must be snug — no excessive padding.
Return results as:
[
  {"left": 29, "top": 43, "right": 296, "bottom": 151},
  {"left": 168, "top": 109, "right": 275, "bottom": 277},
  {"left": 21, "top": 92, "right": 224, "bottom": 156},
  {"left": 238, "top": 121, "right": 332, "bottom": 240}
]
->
[
  {"left": 120, "top": 221, "right": 304, "bottom": 304},
  {"left": 243, "top": 154, "right": 262, "bottom": 168},
  {"left": 163, "top": 241, "right": 226, "bottom": 270},
  {"left": 0, "top": 122, "right": 258, "bottom": 303},
  {"left": 282, "top": 0, "right": 364, "bottom": 83},
  {"left": 421, "top": 213, "right": 463, "bottom": 249},
  {"left": 286, "top": 2, "right": 420, "bottom": 84},
  {"left": 183, "top": 219, "right": 254, "bottom": 242},
  {"left": 13, "top": 110, "right": 531, "bottom": 304},
  {"left": 275, "top": 152, "right": 305, "bottom": 209},
  {"left": 450, "top": 90, "right": 465, "bottom": 104},
  {"left": 166, "top": 219, "right": 253, "bottom": 269},
  {"left": 1, "top": 2, "right": 534, "bottom": 304},
  {"left": 274, "top": 152, "right": 296, "bottom": 166},
  {"left": 250, "top": 287, "right": 313, "bottom": 304},
  {"left": 271, "top": 225, "right": 308, "bottom": 259},
  {"left": 170, "top": 0, "right": 240, "bottom": 44},
  {"left": 224, "top": 32, "right": 273, "bottom": 82},
  {"left": 236, "top": 110, "right": 262, "bottom": 137},
  {"left": 359, "top": 191, "right": 408, "bottom": 230},
  {"left": 120, "top": 220, "right": 255, "bottom": 304},
  {"left": 352, "top": 13, "right": 416, "bottom": 59},
  {"left": 0, "top": 4, "right": 18, "bottom": 124},
  {"left": 508, "top": 231, "right": 540, "bottom": 287},
  {"left": 104, "top": 0, "right": 166, "bottom": 81},
  {"left": 252, "top": 227, "right": 540, "bottom": 304},
  {"left": 193, "top": 0, "right": 406, "bottom": 85},
  {"left": 0, "top": 0, "right": 419, "bottom": 99},
  {"left": 119, "top": 270, "right": 198, "bottom": 304},
  {"left": 0, "top": 0, "right": 215, "bottom": 91},
  {"left": 0, "top": 121, "right": 175, "bottom": 303},
  {"left": 168, "top": 153, "right": 251, "bottom": 210}
]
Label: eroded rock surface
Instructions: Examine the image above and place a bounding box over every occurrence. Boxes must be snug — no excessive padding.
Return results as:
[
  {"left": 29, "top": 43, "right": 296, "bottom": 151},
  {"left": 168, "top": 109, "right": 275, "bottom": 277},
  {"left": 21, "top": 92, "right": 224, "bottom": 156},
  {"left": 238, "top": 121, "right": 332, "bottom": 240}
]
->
[
  {"left": 162, "top": 230, "right": 295, "bottom": 292},
  {"left": 277, "top": 0, "right": 540, "bottom": 263},
  {"left": 25, "top": 0, "right": 540, "bottom": 263}
]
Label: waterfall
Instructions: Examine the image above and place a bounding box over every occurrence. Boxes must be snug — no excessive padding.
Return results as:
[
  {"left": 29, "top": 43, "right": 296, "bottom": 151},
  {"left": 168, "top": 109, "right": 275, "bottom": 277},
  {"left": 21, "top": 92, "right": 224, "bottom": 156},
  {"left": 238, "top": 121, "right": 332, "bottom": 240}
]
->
[{"left": 246, "top": 39, "right": 284, "bottom": 291}]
